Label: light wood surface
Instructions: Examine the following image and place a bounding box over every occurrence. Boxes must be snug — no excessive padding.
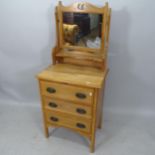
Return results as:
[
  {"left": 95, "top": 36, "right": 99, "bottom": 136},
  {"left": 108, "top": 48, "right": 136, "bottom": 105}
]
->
[
  {"left": 56, "top": 50, "right": 104, "bottom": 62},
  {"left": 52, "top": 1, "right": 111, "bottom": 70},
  {"left": 43, "top": 97, "right": 92, "bottom": 119},
  {"left": 37, "top": 64, "right": 107, "bottom": 88},
  {"left": 63, "top": 57, "right": 103, "bottom": 68},
  {"left": 37, "top": 1, "right": 111, "bottom": 153},
  {"left": 45, "top": 110, "right": 91, "bottom": 133},
  {"left": 60, "top": 2, "right": 106, "bottom": 14},
  {"left": 38, "top": 81, "right": 49, "bottom": 138},
  {"left": 40, "top": 80, "right": 94, "bottom": 105},
  {"left": 90, "top": 89, "right": 99, "bottom": 152}
]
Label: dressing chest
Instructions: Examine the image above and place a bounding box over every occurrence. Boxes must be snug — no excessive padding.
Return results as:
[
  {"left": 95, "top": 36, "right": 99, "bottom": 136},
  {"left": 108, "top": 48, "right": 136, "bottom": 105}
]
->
[{"left": 37, "top": 1, "right": 111, "bottom": 152}]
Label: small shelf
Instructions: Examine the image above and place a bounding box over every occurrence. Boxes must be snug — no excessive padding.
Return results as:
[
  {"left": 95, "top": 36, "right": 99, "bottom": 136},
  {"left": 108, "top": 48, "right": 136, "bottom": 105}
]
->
[{"left": 56, "top": 50, "right": 104, "bottom": 62}]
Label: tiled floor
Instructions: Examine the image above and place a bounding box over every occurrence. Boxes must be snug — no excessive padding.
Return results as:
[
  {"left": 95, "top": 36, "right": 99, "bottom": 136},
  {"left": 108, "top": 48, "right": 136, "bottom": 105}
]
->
[{"left": 0, "top": 103, "right": 154, "bottom": 155}]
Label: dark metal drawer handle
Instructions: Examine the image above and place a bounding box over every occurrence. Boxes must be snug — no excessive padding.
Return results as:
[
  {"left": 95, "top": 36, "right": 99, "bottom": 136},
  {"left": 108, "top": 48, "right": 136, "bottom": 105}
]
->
[
  {"left": 48, "top": 102, "right": 57, "bottom": 108},
  {"left": 76, "top": 123, "right": 86, "bottom": 129},
  {"left": 76, "top": 108, "right": 86, "bottom": 114},
  {"left": 46, "top": 87, "right": 56, "bottom": 93},
  {"left": 50, "top": 117, "right": 59, "bottom": 122},
  {"left": 75, "top": 93, "right": 86, "bottom": 99}
]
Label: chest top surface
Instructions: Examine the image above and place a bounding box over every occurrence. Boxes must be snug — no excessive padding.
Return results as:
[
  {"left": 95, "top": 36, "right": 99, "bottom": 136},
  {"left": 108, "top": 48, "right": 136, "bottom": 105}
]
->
[{"left": 37, "top": 64, "right": 107, "bottom": 88}]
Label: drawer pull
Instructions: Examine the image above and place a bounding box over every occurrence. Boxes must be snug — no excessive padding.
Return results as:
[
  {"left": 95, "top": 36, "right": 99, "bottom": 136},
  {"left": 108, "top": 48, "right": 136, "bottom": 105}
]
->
[
  {"left": 50, "top": 117, "right": 59, "bottom": 122},
  {"left": 76, "top": 108, "right": 86, "bottom": 114},
  {"left": 46, "top": 87, "right": 56, "bottom": 93},
  {"left": 49, "top": 102, "right": 57, "bottom": 108},
  {"left": 76, "top": 123, "right": 86, "bottom": 129},
  {"left": 75, "top": 93, "right": 86, "bottom": 99}
]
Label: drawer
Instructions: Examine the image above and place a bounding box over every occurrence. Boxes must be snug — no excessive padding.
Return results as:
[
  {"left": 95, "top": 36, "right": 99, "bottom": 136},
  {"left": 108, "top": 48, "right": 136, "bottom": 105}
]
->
[
  {"left": 40, "top": 81, "right": 94, "bottom": 105},
  {"left": 45, "top": 110, "right": 91, "bottom": 133},
  {"left": 43, "top": 97, "right": 92, "bottom": 118}
]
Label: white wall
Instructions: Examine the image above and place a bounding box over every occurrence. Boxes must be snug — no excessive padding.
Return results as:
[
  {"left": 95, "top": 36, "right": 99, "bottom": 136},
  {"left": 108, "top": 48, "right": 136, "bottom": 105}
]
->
[
  {"left": 105, "top": 0, "right": 155, "bottom": 117},
  {"left": 0, "top": 0, "right": 155, "bottom": 116}
]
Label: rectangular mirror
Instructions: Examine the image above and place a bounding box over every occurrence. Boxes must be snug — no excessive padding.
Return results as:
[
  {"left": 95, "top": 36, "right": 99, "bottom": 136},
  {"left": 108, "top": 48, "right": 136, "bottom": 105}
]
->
[{"left": 63, "top": 13, "right": 102, "bottom": 49}]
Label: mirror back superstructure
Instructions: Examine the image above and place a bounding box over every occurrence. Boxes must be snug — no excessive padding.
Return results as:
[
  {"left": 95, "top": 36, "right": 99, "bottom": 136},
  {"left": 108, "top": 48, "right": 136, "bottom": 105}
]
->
[{"left": 52, "top": 1, "right": 111, "bottom": 70}]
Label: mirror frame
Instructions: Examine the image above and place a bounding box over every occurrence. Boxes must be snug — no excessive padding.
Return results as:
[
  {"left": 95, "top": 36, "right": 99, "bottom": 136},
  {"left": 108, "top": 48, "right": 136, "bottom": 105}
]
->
[{"left": 56, "top": 1, "right": 109, "bottom": 53}]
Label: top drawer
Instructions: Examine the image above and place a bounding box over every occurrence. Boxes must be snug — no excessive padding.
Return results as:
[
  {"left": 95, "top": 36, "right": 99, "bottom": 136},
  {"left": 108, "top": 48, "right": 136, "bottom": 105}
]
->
[{"left": 40, "top": 81, "right": 94, "bottom": 105}]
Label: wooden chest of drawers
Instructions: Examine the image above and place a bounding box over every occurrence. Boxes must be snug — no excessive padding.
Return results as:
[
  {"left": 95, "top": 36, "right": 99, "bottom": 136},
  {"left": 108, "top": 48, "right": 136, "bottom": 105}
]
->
[{"left": 37, "top": 64, "right": 107, "bottom": 152}]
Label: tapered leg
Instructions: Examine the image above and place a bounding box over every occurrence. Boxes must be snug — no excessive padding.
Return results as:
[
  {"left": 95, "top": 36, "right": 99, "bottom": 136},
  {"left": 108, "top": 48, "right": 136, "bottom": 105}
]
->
[
  {"left": 42, "top": 109, "right": 49, "bottom": 138},
  {"left": 89, "top": 89, "right": 99, "bottom": 153},
  {"left": 90, "top": 132, "right": 96, "bottom": 153},
  {"left": 44, "top": 125, "right": 49, "bottom": 138},
  {"left": 42, "top": 111, "right": 49, "bottom": 138},
  {"left": 39, "top": 81, "right": 49, "bottom": 138},
  {"left": 98, "top": 77, "right": 106, "bottom": 129}
]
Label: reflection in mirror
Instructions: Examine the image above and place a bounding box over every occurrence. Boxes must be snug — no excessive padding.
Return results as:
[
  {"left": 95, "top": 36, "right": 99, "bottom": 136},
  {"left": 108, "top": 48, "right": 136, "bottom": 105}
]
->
[{"left": 63, "top": 13, "right": 102, "bottom": 49}]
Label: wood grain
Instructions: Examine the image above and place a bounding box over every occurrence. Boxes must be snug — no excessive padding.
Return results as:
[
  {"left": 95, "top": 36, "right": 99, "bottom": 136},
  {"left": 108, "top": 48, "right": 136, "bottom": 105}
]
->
[
  {"left": 43, "top": 97, "right": 92, "bottom": 119},
  {"left": 54, "top": 2, "right": 111, "bottom": 71},
  {"left": 40, "top": 80, "right": 94, "bottom": 105},
  {"left": 45, "top": 110, "right": 91, "bottom": 133},
  {"left": 37, "top": 64, "right": 106, "bottom": 88},
  {"left": 37, "top": 1, "right": 111, "bottom": 153}
]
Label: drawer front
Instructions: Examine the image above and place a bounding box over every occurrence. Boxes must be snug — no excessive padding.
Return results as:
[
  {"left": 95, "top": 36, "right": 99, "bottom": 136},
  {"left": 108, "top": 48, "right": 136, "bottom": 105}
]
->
[
  {"left": 40, "top": 81, "right": 94, "bottom": 104},
  {"left": 45, "top": 110, "right": 91, "bottom": 133},
  {"left": 44, "top": 97, "right": 92, "bottom": 118}
]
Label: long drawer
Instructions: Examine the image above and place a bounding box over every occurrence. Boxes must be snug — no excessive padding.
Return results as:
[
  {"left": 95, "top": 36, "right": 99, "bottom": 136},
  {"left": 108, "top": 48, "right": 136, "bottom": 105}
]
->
[
  {"left": 45, "top": 110, "right": 91, "bottom": 133},
  {"left": 40, "top": 81, "right": 94, "bottom": 105},
  {"left": 43, "top": 97, "right": 92, "bottom": 118}
]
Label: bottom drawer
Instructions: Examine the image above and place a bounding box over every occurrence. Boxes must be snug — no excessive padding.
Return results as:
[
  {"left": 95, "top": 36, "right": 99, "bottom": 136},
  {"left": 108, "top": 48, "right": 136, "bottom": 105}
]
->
[{"left": 45, "top": 110, "right": 91, "bottom": 133}]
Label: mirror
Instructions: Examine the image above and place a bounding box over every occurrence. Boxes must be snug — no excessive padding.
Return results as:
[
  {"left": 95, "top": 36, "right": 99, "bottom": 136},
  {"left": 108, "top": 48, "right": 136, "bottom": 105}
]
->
[{"left": 63, "top": 13, "right": 102, "bottom": 49}]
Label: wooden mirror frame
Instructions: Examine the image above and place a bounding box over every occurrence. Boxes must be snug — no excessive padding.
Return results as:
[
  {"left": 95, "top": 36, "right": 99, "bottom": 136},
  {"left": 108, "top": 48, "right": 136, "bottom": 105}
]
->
[
  {"left": 53, "top": 1, "right": 111, "bottom": 70},
  {"left": 57, "top": 1, "right": 109, "bottom": 52}
]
